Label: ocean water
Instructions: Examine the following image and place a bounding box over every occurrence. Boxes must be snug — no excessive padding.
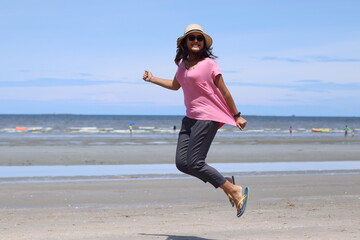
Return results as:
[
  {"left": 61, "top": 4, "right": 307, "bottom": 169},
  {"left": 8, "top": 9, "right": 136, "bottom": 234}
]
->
[{"left": 0, "top": 114, "right": 359, "bottom": 145}]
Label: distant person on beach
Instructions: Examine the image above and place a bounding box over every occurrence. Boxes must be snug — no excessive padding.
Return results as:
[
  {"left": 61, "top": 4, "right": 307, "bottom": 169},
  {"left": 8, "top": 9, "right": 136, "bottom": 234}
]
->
[
  {"left": 173, "top": 125, "right": 176, "bottom": 133},
  {"left": 289, "top": 126, "right": 293, "bottom": 134},
  {"left": 143, "top": 24, "right": 248, "bottom": 217},
  {"left": 344, "top": 125, "right": 349, "bottom": 137}
]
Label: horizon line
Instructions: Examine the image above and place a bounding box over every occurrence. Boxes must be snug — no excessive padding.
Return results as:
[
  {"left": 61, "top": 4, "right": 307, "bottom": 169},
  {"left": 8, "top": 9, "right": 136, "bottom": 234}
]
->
[{"left": 0, "top": 113, "right": 359, "bottom": 118}]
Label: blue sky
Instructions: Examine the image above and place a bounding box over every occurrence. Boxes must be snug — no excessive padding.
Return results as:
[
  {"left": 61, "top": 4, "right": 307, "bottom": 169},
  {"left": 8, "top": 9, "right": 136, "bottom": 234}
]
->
[{"left": 1, "top": 0, "right": 359, "bottom": 116}]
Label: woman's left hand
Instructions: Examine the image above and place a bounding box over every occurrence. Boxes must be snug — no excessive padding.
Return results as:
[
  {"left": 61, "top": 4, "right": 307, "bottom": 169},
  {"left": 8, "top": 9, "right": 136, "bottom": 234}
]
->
[{"left": 236, "top": 117, "right": 247, "bottom": 130}]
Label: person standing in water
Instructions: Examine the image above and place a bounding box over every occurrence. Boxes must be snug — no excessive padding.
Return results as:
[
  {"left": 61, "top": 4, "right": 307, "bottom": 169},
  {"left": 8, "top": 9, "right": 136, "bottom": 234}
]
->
[
  {"left": 143, "top": 24, "right": 248, "bottom": 217},
  {"left": 344, "top": 125, "right": 349, "bottom": 137},
  {"left": 129, "top": 124, "right": 133, "bottom": 134}
]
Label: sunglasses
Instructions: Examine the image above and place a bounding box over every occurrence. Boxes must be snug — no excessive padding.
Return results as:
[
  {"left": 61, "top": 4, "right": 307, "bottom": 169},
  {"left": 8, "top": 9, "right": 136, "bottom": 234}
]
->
[{"left": 187, "top": 35, "right": 204, "bottom": 42}]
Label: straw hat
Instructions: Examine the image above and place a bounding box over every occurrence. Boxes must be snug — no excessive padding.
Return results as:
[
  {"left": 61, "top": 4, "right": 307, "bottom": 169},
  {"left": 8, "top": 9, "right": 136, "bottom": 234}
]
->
[{"left": 177, "top": 24, "right": 213, "bottom": 48}]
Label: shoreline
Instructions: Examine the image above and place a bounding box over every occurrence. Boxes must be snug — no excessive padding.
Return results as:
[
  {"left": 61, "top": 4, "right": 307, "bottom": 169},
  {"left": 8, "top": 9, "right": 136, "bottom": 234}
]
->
[
  {"left": 1, "top": 170, "right": 360, "bottom": 185},
  {"left": 1, "top": 161, "right": 360, "bottom": 180}
]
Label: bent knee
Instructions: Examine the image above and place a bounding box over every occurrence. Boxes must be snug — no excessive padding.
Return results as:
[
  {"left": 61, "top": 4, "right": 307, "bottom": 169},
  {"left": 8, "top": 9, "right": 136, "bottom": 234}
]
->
[
  {"left": 175, "top": 158, "right": 188, "bottom": 173},
  {"left": 187, "top": 161, "right": 205, "bottom": 173}
]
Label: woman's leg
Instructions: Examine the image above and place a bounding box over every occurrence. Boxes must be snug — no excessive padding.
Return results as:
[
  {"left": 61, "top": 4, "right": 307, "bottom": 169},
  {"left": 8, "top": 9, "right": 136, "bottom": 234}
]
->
[
  {"left": 175, "top": 117, "right": 244, "bottom": 214},
  {"left": 175, "top": 117, "right": 208, "bottom": 182},
  {"left": 175, "top": 117, "right": 226, "bottom": 188}
]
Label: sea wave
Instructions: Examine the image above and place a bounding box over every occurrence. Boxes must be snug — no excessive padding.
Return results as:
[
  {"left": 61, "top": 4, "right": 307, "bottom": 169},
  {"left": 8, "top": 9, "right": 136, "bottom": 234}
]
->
[
  {"left": 0, "top": 115, "right": 358, "bottom": 145},
  {"left": 1, "top": 126, "right": 358, "bottom": 135}
]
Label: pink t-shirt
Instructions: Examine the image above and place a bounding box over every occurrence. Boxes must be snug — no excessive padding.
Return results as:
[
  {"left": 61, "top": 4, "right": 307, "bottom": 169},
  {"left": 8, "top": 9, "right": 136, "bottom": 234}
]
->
[{"left": 176, "top": 57, "right": 236, "bottom": 127}]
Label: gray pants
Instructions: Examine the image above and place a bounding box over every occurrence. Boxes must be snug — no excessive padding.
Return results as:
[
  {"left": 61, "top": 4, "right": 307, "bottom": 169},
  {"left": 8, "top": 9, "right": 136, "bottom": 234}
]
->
[{"left": 175, "top": 117, "right": 227, "bottom": 188}]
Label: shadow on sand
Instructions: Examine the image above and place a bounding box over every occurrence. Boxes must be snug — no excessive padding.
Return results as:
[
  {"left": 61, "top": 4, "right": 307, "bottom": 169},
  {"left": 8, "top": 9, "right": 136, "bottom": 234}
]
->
[{"left": 139, "top": 233, "right": 215, "bottom": 240}]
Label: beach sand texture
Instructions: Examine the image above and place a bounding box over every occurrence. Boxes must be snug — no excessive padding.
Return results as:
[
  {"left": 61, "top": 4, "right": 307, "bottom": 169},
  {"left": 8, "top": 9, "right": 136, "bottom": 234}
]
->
[
  {"left": 0, "top": 174, "right": 359, "bottom": 240},
  {"left": 1, "top": 139, "right": 360, "bottom": 239}
]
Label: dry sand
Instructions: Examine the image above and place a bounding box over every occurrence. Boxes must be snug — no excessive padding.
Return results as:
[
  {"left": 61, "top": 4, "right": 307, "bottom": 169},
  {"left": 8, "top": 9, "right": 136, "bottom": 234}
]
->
[{"left": 1, "top": 174, "right": 359, "bottom": 240}]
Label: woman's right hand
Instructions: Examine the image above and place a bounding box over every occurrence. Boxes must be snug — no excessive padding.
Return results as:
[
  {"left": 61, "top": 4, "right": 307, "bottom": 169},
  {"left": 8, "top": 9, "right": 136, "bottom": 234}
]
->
[
  {"left": 143, "top": 70, "right": 153, "bottom": 82},
  {"left": 236, "top": 116, "right": 247, "bottom": 130}
]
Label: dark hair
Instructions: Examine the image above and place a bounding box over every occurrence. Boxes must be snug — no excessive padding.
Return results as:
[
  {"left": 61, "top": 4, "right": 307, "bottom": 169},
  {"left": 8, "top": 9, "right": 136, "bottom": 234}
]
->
[{"left": 174, "top": 36, "right": 217, "bottom": 66}]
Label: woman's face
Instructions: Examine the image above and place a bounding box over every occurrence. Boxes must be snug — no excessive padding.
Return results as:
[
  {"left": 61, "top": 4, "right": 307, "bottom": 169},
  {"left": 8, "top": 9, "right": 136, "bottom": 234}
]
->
[{"left": 186, "top": 33, "right": 205, "bottom": 53}]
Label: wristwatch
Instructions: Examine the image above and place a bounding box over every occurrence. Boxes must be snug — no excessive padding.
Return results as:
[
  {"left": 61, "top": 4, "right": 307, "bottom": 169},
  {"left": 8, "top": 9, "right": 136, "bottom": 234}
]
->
[{"left": 233, "top": 112, "right": 241, "bottom": 118}]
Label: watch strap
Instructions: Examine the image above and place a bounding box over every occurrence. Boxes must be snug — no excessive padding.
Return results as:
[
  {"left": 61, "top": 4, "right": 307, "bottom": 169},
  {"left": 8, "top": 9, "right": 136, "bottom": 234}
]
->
[{"left": 233, "top": 112, "right": 241, "bottom": 118}]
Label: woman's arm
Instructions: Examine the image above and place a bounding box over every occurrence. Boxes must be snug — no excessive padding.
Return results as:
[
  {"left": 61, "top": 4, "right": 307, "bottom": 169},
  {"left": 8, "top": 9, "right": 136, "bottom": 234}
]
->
[
  {"left": 143, "top": 70, "right": 181, "bottom": 91},
  {"left": 214, "top": 74, "right": 247, "bottom": 130}
]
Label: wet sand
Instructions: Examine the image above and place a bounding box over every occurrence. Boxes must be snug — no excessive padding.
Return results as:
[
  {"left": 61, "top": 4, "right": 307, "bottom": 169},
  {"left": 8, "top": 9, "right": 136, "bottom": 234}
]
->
[{"left": 1, "top": 141, "right": 360, "bottom": 166}]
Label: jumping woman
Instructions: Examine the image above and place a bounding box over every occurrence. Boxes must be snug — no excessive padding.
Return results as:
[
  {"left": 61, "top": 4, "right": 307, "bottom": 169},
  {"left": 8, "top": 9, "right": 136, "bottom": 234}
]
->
[{"left": 143, "top": 24, "right": 249, "bottom": 217}]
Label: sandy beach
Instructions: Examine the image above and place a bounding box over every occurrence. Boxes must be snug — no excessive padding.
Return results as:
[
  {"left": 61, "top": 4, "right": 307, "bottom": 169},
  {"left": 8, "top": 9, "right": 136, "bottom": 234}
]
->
[
  {"left": 1, "top": 0, "right": 360, "bottom": 237},
  {"left": 1, "top": 174, "right": 359, "bottom": 240},
  {"left": 1, "top": 138, "right": 360, "bottom": 239}
]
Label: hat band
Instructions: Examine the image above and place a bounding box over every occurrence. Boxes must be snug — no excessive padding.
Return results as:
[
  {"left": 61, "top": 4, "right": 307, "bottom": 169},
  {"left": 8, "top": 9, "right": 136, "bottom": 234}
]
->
[{"left": 185, "top": 29, "right": 204, "bottom": 35}]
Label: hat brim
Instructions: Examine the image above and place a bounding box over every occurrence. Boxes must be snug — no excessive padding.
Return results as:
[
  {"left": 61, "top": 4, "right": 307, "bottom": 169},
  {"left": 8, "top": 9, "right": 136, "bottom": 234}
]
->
[{"left": 177, "top": 31, "right": 213, "bottom": 49}]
